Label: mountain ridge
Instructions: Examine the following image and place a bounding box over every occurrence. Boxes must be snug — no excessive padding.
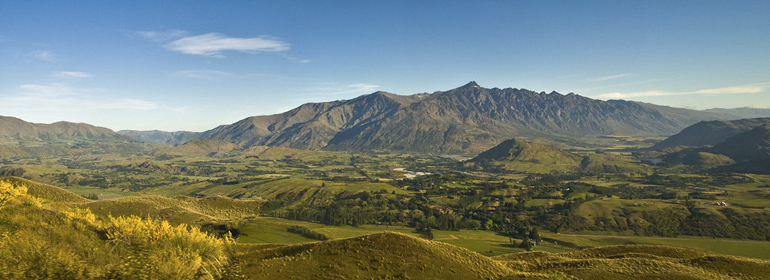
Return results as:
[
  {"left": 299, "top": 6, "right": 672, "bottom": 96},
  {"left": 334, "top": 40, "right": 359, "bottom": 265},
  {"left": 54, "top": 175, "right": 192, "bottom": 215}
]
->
[
  {"left": 0, "top": 83, "right": 741, "bottom": 154},
  {"left": 659, "top": 122, "right": 770, "bottom": 173},
  {"left": 200, "top": 82, "right": 733, "bottom": 154},
  {"left": 651, "top": 118, "right": 770, "bottom": 150}
]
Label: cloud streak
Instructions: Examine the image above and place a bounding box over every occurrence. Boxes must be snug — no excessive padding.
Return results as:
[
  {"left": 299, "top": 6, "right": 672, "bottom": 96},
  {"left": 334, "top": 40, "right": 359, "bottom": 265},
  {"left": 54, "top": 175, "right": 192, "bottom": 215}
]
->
[
  {"left": 1, "top": 83, "right": 164, "bottom": 113},
  {"left": 597, "top": 82, "right": 770, "bottom": 99},
  {"left": 52, "top": 71, "right": 92, "bottom": 78},
  {"left": 307, "top": 83, "right": 380, "bottom": 96},
  {"left": 27, "top": 50, "right": 55, "bottom": 62},
  {"left": 136, "top": 29, "right": 188, "bottom": 42},
  {"left": 173, "top": 69, "right": 234, "bottom": 80},
  {"left": 590, "top": 73, "right": 631, "bottom": 82},
  {"left": 164, "top": 33, "right": 290, "bottom": 57}
]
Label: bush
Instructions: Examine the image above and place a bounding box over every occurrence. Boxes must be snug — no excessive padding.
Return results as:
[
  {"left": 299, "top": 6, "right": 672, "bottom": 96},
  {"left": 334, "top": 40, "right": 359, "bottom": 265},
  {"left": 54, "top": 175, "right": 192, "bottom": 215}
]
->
[
  {"left": 0, "top": 180, "right": 26, "bottom": 207},
  {"left": 287, "top": 225, "right": 329, "bottom": 241},
  {"left": 104, "top": 215, "right": 234, "bottom": 279}
]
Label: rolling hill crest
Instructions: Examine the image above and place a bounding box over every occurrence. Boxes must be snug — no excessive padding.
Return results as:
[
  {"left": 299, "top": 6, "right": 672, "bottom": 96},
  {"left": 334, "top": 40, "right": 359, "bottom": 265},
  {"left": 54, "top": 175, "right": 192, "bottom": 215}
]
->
[
  {"left": 200, "top": 82, "right": 729, "bottom": 154},
  {"left": 0, "top": 116, "right": 131, "bottom": 143}
]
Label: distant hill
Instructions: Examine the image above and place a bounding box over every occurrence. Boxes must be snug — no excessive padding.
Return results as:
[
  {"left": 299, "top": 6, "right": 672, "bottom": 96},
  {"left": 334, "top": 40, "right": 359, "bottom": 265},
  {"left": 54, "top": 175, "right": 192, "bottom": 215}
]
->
[
  {"left": 661, "top": 151, "right": 737, "bottom": 170},
  {"left": 710, "top": 123, "right": 770, "bottom": 162},
  {"left": 0, "top": 116, "right": 131, "bottom": 143},
  {"left": 152, "top": 139, "right": 240, "bottom": 157},
  {"left": 660, "top": 123, "right": 770, "bottom": 173},
  {"left": 118, "top": 130, "right": 201, "bottom": 145},
  {"left": 706, "top": 123, "right": 770, "bottom": 173},
  {"left": 705, "top": 107, "right": 770, "bottom": 119},
  {"left": 579, "top": 152, "right": 652, "bottom": 174},
  {"left": 469, "top": 138, "right": 581, "bottom": 172},
  {"left": 651, "top": 118, "right": 770, "bottom": 150},
  {"left": 201, "top": 82, "right": 730, "bottom": 154},
  {"left": 468, "top": 138, "right": 649, "bottom": 173}
]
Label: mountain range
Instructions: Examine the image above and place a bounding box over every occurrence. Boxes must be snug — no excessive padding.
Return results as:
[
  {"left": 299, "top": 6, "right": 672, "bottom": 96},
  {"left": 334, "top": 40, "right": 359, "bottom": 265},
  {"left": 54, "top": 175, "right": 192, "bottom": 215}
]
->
[
  {"left": 2, "top": 82, "right": 759, "bottom": 154},
  {"left": 705, "top": 107, "right": 770, "bottom": 119},
  {"left": 196, "top": 82, "right": 732, "bottom": 154}
]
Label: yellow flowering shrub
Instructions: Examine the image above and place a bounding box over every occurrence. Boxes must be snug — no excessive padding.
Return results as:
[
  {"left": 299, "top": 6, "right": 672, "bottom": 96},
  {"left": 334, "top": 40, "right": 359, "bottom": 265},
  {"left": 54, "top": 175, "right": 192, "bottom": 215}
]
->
[
  {"left": 104, "top": 215, "right": 234, "bottom": 279},
  {"left": 0, "top": 180, "right": 27, "bottom": 207}
]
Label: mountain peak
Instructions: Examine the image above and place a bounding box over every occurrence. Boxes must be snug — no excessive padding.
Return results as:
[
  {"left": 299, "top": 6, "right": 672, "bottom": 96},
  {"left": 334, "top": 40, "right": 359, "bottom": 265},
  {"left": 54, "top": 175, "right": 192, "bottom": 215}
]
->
[{"left": 461, "top": 81, "right": 481, "bottom": 88}]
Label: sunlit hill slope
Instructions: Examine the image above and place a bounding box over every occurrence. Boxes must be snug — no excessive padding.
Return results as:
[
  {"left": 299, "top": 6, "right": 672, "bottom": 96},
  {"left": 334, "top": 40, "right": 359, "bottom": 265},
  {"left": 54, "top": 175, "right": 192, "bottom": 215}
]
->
[{"left": 2, "top": 176, "right": 770, "bottom": 279}]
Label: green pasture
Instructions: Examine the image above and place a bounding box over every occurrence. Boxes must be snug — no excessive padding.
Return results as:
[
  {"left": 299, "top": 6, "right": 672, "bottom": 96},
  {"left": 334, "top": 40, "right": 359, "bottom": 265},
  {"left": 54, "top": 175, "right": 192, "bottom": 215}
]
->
[
  {"left": 542, "top": 232, "right": 770, "bottom": 260},
  {"left": 238, "top": 217, "right": 770, "bottom": 260}
]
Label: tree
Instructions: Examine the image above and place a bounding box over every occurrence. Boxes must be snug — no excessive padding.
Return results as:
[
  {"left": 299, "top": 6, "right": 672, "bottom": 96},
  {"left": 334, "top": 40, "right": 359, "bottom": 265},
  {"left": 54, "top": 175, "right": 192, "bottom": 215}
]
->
[
  {"left": 529, "top": 227, "right": 541, "bottom": 245},
  {"left": 523, "top": 236, "right": 533, "bottom": 251}
]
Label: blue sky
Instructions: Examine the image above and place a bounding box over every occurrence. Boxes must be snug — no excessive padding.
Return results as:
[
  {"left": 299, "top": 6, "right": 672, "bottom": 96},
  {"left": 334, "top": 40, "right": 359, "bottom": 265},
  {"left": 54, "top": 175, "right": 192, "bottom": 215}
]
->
[{"left": 1, "top": 1, "right": 769, "bottom": 131}]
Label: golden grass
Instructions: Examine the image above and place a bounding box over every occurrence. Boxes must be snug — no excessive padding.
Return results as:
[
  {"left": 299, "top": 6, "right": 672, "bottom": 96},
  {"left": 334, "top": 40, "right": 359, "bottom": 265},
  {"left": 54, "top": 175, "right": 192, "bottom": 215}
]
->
[
  {"left": 234, "top": 232, "right": 513, "bottom": 279},
  {"left": 85, "top": 194, "right": 264, "bottom": 225},
  {"left": 494, "top": 244, "right": 770, "bottom": 280},
  {"left": 3, "top": 177, "right": 770, "bottom": 279},
  {"left": 1, "top": 176, "right": 87, "bottom": 203}
]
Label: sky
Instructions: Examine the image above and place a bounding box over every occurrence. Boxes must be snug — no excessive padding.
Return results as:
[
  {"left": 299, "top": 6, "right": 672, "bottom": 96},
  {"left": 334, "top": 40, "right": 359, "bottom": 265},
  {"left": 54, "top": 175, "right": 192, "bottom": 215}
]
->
[{"left": 1, "top": 1, "right": 769, "bottom": 132}]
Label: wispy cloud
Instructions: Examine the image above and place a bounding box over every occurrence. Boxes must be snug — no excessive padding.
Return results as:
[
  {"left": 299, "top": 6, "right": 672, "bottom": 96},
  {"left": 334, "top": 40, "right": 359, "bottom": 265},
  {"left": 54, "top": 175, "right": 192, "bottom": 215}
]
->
[
  {"left": 138, "top": 30, "right": 307, "bottom": 61},
  {"left": 173, "top": 69, "right": 234, "bottom": 80},
  {"left": 164, "top": 33, "right": 290, "bottom": 57},
  {"left": 597, "top": 82, "right": 770, "bottom": 99},
  {"left": 27, "top": 50, "right": 55, "bottom": 62},
  {"left": 590, "top": 73, "right": 631, "bottom": 82},
  {"left": 281, "top": 54, "right": 311, "bottom": 63},
  {"left": 52, "top": 71, "right": 92, "bottom": 78},
  {"left": 692, "top": 84, "right": 767, "bottom": 95},
  {"left": 136, "top": 29, "right": 188, "bottom": 42},
  {"left": 1, "top": 83, "right": 164, "bottom": 112},
  {"left": 571, "top": 79, "right": 662, "bottom": 93},
  {"left": 163, "top": 105, "right": 186, "bottom": 113},
  {"left": 307, "top": 83, "right": 380, "bottom": 96}
]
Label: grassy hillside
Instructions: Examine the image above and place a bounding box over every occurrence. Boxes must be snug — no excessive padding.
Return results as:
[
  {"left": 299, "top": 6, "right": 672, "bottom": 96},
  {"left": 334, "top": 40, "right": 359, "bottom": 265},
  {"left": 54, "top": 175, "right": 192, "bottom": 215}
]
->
[
  {"left": 579, "top": 152, "right": 652, "bottom": 174},
  {"left": 84, "top": 195, "right": 263, "bottom": 225},
  {"left": 234, "top": 232, "right": 514, "bottom": 279},
  {"left": 495, "top": 244, "right": 770, "bottom": 279},
  {"left": 0, "top": 179, "right": 238, "bottom": 279},
  {"left": 152, "top": 138, "right": 240, "bottom": 157},
  {"left": 3, "top": 177, "right": 770, "bottom": 279},
  {"left": 469, "top": 138, "right": 582, "bottom": 172},
  {"left": 1, "top": 176, "right": 88, "bottom": 203},
  {"left": 232, "top": 231, "right": 770, "bottom": 279}
]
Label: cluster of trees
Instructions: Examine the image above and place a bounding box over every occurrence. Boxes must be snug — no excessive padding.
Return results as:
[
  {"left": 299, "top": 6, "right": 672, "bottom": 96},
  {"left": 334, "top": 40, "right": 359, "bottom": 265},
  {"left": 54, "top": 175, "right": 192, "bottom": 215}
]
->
[
  {"left": 287, "top": 225, "right": 329, "bottom": 241},
  {"left": 270, "top": 169, "right": 770, "bottom": 242}
]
